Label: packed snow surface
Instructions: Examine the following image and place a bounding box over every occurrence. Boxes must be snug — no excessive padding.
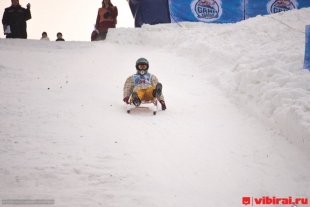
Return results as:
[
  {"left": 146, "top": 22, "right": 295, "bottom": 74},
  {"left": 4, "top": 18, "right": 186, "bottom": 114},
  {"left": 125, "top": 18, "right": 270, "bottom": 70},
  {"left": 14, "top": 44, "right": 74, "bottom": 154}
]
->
[{"left": 0, "top": 8, "right": 310, "bottom": 207}]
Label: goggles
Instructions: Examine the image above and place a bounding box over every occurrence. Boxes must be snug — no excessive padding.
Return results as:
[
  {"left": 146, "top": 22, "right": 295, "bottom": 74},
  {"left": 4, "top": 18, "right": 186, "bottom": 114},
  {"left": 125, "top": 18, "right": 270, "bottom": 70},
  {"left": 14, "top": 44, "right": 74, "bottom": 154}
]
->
[{"left": 137, "top": 64, "right": 148, "bottom": 70}]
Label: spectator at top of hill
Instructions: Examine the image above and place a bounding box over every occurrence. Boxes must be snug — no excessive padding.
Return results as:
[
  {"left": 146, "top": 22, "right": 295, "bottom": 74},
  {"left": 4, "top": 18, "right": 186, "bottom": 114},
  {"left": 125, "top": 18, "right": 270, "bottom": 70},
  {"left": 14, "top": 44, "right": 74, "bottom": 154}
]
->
[
  {"left": 40, "top": 31, "right": 50, "bottom": 41},
  {"left": 56, "top": 32, "right": 65, "bottom": 41},
  {"left": 2, "top": 0, "right": 31, "bottom": 39},
  {"left": 93, "top": 0, "right": 118, "bottom": 41}
]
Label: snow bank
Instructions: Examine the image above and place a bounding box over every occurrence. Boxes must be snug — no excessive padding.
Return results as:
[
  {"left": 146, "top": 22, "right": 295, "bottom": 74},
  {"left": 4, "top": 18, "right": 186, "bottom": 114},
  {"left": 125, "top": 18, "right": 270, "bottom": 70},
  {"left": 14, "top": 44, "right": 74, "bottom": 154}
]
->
[{"left": 109, "top": 8, "right": 310, "bottom": 147}]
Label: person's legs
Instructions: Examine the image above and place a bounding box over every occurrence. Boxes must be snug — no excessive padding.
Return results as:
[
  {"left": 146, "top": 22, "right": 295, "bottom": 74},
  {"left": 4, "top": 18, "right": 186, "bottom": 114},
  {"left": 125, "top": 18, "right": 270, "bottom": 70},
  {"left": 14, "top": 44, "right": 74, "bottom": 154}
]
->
[
  {"left": 98, "top": 31, "right": 107, "bottom": 40},
  {"left": 135, "top": 84, "right": 161, "bottom": 102},
  {"left": 152, "top": 83, "right": 162, "bottom": 98},
  {"left": 144, "top": 86, "right": 156, "bottom": 101},
  {"left": 91, "top": 31, "right": 98, "bottom": 41},
  {"left": 135, "top": 89, "right": 146, "bottom": 101},
  {"left": 132, "top": 84, "right": 161, "bottom": 105},
  {"left": 131, "top": 92, "right": 141, "bottom": 106},
  {"left": 132, "top": 87, "right": 154, "bottom": 103}
]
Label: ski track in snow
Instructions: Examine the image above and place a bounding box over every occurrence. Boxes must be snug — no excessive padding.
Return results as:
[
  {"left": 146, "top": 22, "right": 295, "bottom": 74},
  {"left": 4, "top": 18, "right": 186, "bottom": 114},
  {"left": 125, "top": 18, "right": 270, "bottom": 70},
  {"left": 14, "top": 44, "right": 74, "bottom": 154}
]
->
[{"left": 0, "top": 9, "right": 310, "bottom": 207}]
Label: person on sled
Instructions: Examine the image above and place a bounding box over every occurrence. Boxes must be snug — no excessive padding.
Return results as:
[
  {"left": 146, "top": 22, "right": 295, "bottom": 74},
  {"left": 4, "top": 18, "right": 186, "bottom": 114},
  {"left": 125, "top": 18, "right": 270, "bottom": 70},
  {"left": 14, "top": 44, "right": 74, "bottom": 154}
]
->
[{"left": 123, "top": 58, "right": 167, "bottom": 110}]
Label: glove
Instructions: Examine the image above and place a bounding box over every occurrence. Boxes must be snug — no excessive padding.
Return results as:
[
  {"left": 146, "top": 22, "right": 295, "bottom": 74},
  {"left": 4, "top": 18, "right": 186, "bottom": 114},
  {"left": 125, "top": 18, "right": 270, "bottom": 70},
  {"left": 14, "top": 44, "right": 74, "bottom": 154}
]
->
[
  {"left": 26, "top": 3, "right": 31, "bottom": 9},
  {"left": 159, "top": 100, "right": 166, "bottom": 110},
  {"left": 123, "top": 96, "right": 130, "bottom": 104}
]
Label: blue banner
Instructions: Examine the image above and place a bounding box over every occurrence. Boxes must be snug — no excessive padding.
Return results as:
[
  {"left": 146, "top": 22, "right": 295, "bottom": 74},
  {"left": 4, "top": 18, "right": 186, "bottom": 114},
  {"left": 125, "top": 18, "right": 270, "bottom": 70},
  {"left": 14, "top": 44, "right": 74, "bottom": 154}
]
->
[
  {"left": 168, "top": 0, "right": 244, "bottom": 23},
  {"left": 304, "top": 25, "right": 310, "bottom": 70},
  {"left": 245, "top": 0, "right": 310, "bottom": 19},
  {"left": 128, "top": 0, "right": 310, "bottom": 27}
]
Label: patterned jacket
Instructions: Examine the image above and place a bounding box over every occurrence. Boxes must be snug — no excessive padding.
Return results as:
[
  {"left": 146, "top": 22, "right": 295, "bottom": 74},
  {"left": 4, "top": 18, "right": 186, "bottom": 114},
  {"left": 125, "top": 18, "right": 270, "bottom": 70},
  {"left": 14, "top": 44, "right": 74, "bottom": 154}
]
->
[{"left": 123, "top": 73, "right": 165, "bottom": 101}]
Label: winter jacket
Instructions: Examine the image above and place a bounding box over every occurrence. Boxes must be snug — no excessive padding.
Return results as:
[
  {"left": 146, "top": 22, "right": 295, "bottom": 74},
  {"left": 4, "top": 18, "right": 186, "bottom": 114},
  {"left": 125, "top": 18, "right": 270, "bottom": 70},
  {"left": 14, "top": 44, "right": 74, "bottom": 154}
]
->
[
  {"left": 40, "top": 37, "right": 50, "bottom": 41},
  {"left": 95, "top": 6, "right": 118, "bottom": 32},
  {"left": 2, "top": 5, "right": 31, "bottom": 39},
  {"left": 123, "top": 73, "right": 165, "bottom": 101}
]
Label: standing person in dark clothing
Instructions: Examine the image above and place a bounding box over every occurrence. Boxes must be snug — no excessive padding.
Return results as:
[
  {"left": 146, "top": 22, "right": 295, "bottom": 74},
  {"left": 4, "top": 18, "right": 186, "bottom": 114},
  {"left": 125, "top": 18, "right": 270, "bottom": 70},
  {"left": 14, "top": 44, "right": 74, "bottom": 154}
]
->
[
  {"left": 55, "top": 32, "right": 65, "bottom": 41},
  {"left": 93, "top": 0, "right": 118, "bottom": 41},
  {"left": 2, "top": 0, "right": 31, "bottom": 39}
]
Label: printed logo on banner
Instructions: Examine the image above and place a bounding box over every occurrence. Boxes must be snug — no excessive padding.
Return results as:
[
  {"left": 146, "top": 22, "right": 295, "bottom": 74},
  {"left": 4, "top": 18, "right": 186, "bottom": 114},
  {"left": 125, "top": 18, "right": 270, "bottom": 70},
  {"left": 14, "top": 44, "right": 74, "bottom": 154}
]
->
[
  {"left": 190, "top": 0, "right": 223, "bottom": 22},
  {"left": 267, "top": 0, "right": 298, "bottom": 14}
]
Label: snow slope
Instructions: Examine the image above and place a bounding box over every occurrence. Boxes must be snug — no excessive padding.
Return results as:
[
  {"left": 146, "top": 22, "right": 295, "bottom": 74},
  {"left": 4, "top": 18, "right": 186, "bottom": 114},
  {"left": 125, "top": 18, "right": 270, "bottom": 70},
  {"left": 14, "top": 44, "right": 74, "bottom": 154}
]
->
[{"left": 0, "top": 8, "right": 310, "bottom": 207}]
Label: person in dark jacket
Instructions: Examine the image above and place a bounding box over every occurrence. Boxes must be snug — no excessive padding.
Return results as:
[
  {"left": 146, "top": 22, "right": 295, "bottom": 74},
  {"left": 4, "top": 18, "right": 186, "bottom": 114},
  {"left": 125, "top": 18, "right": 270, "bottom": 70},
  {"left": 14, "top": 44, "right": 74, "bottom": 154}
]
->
[
  {"left": 2, "top": 0, "right": 31, "bottom": 39},
  {"left": 93, "top": 0, "right": 118, "bottom": 41},
  {"left": 55, "top": 32, "right": 65, "bottom": 41}
]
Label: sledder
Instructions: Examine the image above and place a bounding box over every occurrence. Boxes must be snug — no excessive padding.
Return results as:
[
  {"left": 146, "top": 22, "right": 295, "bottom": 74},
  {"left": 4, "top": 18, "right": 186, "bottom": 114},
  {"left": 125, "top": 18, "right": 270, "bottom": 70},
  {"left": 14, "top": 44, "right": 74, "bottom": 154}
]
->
[{"left": 123, "top": 58, "right": 167, "bottom": 115}]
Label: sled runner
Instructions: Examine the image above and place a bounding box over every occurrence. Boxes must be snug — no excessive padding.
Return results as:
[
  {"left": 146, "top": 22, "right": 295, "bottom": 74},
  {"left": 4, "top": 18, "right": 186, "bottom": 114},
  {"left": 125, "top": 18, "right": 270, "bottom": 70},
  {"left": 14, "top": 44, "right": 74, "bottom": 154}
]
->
[{"left": 126, "top": 95, "right": 159, "bottom": 115}]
